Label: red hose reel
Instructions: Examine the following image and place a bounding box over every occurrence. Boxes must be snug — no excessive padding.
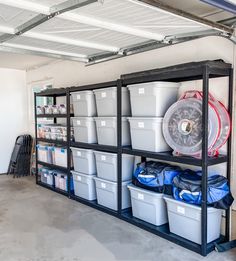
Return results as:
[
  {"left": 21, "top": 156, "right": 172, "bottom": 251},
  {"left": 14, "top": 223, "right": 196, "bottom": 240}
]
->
[{"left": 163, "top": 91, "right": 231, "bottom": 157}]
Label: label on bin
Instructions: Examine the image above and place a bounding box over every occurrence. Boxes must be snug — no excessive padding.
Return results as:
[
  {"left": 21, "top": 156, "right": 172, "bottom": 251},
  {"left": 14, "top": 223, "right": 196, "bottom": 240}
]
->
[
  {"left": 44, "top": 174, "right": 47, "bottom": 178},
  {"left": 177, "top": 206, "right": 185, "bottom": 215},
  {"left": 101, "top": 92, "right": 107, "bottom": 98},
  {"left": 101, "top": 121, "right": 106, "bottom": 126},
  {"left": 77, "top": 176, "right": 82, "bottom": 181},
  {"left": 77, "top": 94, "right": 81, "bottom": 100},
  {"left": 101, "top": 182, "right": 106, "bottom": 189},
  {"left": 138, "top": 193, "right": 144, "bottom": 200},
  {"left": 77, "top": 151, "right": 81, "bottom": 157},
  {"left": 77, "top": 120, "right": 81, "bottom": 125},
  {"left": 138, "top": 122, "right": 144, "bottom": 128},
  {"left": 138, "top": 88, "right": 145, "bottom": 94},
  {"left": 101, "top": 155, "right": 106, "bottom": 161}
]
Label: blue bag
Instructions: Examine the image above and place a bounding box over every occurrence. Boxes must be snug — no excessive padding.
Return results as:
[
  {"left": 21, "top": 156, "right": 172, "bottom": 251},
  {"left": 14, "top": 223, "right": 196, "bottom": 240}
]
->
[
  {"left": 132, "top": 161, "right": 181, "bottom": 195},
  {"left": 172, "top": 170, "right": 234, "bottom": 209}
]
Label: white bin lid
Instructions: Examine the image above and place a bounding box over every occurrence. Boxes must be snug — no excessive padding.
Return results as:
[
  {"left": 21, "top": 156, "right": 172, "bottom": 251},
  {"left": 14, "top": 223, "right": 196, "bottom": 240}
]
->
[
  {"left": 93, "top": 150, "right": 116, "bottom": 157},
  {"left": 127, "top": 117, "right": 163, "bottom": 123},
  {"left": 70, "top": 147, "right": 94, "bottom": 154},
  {"left": 93, "top": 176, "right": 131, "bottom": 186},
  {"left": 128, "top": 82, "right": 180, "bottom": 89},
  {"left": 71, "top": 90, "right": 93, "bottom": 95},
  {"left": 93, "top": 87, "right": 128, "bottom": 93},
  {"left": 71, "top": 170, "right": 96, "bottom": 178},
  {"left": 94, "top": 150, "right": 133, "bottom": 158},
  {"left": 164, "top": 196, "right": 222, "bottom": 213},
  {"left": 94, "top": 117, "right": 128, "bottom": 121},
  {"left": 72, "top": 117, "right": 95, "bottom": 122},
  {"left": 127, "top": 184, "right": 164, "bottom": 198}
]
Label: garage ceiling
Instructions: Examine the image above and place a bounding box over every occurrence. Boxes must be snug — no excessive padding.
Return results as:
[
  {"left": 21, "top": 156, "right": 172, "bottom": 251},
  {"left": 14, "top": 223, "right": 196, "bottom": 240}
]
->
[{"left": 0, "top": 0, "right": 234, "bottom": 66}]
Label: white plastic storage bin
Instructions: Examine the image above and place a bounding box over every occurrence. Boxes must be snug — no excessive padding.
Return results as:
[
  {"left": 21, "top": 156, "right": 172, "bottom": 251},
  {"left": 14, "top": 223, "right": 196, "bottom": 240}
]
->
[
  {"left": 94, "top": 177, "right": 131, "bottom": 210},
  {"left": 39, "top": 168, "right": 47, "bottom": 184},
  {"left": 93, "top": 87, "right": 131, "bottom": 116},
  {"left": 54, "top": 147, "right": 67, "bottom": 167},
  {"left": 72, "top": 171, "right": 96, "bottom": 201},
  {"left": 54, "top": 172, "right": 68, "bottom": 191},
  {"left": 71, "top": 147, "right": 96, "bottom": 174},
  {"left": 47, "top": 170, "right": 54, "bottom": 186},
  {"left": 72, "top": 117, "right": 97, "bottom": 143},
  {"left": 37, "top": 145, "right": 53, "bottom": 164},
  {"left": 164, "top": 197, "right": 222, "bottom": 244},
  {"left": 94, "top": 151, "right": 134, "bottom": 182},
  {"left": 128, "top": 117, "right": 170, "bottom": 152},
  {"left": 128, "top": 82, "right": 179, "bottom": 117},
  {"left": 128, "top": 185, "right": 168, "bottom": 226},
  {"left": 95, "top": 117, "right": 131, "bottom": 146},
  {"left": 71, "top": 91, "right": 97, "bottom": 117}
]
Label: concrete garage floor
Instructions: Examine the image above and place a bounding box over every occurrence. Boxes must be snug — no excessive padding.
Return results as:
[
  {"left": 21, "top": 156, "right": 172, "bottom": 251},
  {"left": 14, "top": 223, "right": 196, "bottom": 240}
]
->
[{"left": 0, "top": 176, "right": 235, "bottom": 261}]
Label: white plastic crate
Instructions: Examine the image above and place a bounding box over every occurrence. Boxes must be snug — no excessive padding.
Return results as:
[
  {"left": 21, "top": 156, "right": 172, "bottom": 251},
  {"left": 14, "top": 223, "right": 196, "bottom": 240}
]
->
[
  {"left": 54, "top": 147, "right": 67, "bottom": 167},
  {"left": 93, "top": 177, "right": 131, "bottom": 210},
  {"left": 54, "top": 172, "right": 68, "bottom": 191},
  {"left": 37, "top": 145, "right": 53, "bottom": 164},
  {"left": 71, "top": 90, "right": 97, "bottom": 117},
  {"left": 128, "top": 82, "right": 179, "bottom": 117},
  {"left": 93, "top": 87, "right": 131, "bottom": 116},
  {"left": 95, "top": 117, "right": 131, "bottom": 146},
  {"left": 94, "top": 151, "right": 134, "bottom": 182},
  {"left": 72, "top": 171, "right": 96, "bottom": 201},
  {"left": 128, "top": 117, "right": 170, "bottom": 152},
  {"left": 164, "top": 197, "right": 222, "bottom": 244},
  {"left": 128, "top": 185, "right": 168, "bottom": 226},
  {"left": 71, "top": 147, "right": 96, "bottom": 175},
  {"left": 72, "top": 117, "right": 97, "bottom": 144},
  {"left": 39, "top": 168, "right": 47, "bottom": 184}
]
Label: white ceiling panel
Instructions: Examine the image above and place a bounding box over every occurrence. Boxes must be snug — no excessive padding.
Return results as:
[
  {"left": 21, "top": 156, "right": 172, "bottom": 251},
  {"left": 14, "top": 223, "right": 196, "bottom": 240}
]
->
[
  {"left": 27, "top": 0, "right": 66, "bottom": 8},
  {"left": 0, "top": 3, "right": 38, "bottom": 28},
  {"left": 7, "top": 36, "right": 102, "bottom": 55},
  {"left": 31, "top": 17, "right": 146, "bottom": 48},
  {"left": 67, "top": 0, "right": 211, "bottom": 38},
  {"left": 0, "top": 0, "right": 231, "bottom": 64}
]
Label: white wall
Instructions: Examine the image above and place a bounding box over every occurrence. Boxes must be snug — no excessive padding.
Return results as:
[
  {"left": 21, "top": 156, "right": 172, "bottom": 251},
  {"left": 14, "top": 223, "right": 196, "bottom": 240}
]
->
[
  {"left": 0, "top": 69, "right": 28, "bottom": 173},
  {"left": 26, "top": 35, "right": 236, "bottom": 207}
]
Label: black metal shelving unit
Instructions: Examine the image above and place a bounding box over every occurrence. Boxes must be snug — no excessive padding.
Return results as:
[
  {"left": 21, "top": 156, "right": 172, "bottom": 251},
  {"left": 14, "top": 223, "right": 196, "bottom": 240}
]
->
[
  {"left": 34, "top": 88, "right": 71, "bottom": 197},
  {"left": 119, "top": 60, "right": 233, "bottom": 256},
  {"left": 34, "top": 61, "right": 233, "bottom": 257}
]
